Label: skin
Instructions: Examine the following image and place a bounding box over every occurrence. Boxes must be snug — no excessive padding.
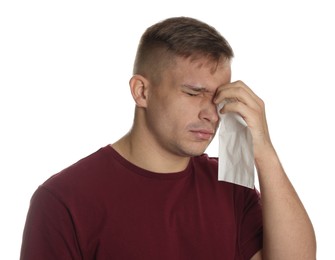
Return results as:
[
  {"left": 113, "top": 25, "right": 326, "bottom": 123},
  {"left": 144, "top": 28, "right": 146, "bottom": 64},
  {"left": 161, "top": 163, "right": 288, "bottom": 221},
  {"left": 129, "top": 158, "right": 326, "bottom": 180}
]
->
[
  {"left": 214, "top": 79, "right": 317, "bottom": 260},
  {"left": 113, "top": 56, "right": 231, "bottom": 173},
  {"left": 113, "top": 56, "right": 317, "bottom": 259}
]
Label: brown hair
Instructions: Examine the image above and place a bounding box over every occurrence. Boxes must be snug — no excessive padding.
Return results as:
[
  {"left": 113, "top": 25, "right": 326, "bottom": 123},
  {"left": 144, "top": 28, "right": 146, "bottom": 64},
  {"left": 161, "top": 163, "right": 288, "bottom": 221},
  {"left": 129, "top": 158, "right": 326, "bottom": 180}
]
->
[{"left": 133, "top": 17, "right": 234, "bottom": 83}]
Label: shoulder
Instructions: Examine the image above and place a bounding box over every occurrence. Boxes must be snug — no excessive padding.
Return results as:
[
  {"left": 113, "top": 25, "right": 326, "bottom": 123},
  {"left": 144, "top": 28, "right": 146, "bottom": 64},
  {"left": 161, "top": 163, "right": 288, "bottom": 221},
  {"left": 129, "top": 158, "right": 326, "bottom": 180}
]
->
[{"left": 41, "top": 145, "right": 115, "bottom": 198}]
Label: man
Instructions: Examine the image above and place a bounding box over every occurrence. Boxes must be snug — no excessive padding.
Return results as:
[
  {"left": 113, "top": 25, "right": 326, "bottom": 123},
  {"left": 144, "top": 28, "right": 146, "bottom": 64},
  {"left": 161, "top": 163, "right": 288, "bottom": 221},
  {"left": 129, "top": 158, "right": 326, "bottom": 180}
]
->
[{"left": 20, "top": 17, "right": 316, "bottom": 259}]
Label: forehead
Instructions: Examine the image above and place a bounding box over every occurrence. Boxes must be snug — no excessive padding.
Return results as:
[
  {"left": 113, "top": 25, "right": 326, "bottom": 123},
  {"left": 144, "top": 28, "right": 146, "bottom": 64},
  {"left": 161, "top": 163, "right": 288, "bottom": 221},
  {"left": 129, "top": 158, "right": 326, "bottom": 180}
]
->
[{"left": 169, "top": 56, "right": 231, "bottom": 91}]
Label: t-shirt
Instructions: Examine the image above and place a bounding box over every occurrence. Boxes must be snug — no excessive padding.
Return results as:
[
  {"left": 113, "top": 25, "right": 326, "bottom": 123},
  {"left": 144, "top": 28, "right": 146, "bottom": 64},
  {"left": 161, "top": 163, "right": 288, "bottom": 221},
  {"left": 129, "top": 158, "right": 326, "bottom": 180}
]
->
[{"left": 20, "top": 145, "right": 263, "bottom": 260}]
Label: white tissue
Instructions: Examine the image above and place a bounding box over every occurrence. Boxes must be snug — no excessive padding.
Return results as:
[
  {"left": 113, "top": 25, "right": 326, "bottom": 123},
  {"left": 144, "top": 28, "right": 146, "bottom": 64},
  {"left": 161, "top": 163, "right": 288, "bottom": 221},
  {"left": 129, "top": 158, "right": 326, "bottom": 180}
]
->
[{"left": 217, "top": 103, "right": 255, "bottom": 188}]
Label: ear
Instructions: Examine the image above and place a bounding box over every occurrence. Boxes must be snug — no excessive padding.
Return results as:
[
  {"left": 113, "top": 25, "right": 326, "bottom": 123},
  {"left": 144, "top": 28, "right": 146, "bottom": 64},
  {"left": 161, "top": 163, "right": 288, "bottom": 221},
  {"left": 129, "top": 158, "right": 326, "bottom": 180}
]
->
[{"left": 129, "top": 74, "right": 149, "bottom": 108}]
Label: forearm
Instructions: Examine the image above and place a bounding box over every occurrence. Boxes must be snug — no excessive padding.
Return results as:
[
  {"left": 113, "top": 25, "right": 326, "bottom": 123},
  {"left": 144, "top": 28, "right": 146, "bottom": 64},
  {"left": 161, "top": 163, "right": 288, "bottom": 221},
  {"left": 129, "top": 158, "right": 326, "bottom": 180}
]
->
[
  {"left": 256, "top": 146, "right": 316, "bottom": 259},
  {"left": 214, "top": 80, "right": 317, "bottom": 258}
]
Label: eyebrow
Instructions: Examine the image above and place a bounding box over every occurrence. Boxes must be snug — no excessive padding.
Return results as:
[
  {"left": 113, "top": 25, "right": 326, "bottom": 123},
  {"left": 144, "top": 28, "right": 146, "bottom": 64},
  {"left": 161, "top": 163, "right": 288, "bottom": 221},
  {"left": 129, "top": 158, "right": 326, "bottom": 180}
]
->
[{"left": 181, "top": 84, "right": 214, "bottom": 93}]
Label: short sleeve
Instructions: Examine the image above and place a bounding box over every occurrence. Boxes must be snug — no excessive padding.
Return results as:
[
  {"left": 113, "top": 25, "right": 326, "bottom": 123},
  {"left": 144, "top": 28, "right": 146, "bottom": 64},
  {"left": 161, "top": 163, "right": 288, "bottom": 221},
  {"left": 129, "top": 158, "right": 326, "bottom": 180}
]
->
[{"left": 20, "top": 186, "right": 82, "bottom": 260}]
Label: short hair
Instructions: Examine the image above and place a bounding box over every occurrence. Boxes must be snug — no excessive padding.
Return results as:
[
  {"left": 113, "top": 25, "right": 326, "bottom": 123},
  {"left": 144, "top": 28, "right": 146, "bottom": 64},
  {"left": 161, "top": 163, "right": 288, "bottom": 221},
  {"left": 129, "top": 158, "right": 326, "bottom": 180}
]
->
[{"left": 133, "top": 17, "right": 234, "bottom": 83}]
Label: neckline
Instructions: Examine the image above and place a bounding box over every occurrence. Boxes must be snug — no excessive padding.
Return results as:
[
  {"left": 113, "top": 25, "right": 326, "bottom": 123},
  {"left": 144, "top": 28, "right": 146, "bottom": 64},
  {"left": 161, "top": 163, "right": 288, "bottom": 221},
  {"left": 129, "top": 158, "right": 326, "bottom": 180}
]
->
[{"left": 104, "top": 145, "right": 193, "bottom": 180}]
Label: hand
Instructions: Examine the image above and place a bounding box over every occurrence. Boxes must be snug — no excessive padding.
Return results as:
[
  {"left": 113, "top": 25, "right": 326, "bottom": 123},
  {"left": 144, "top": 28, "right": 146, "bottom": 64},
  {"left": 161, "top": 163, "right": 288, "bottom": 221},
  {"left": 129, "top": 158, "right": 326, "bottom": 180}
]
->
[{"left": 214, "top": 80, "right": 274, "bottom": 160}]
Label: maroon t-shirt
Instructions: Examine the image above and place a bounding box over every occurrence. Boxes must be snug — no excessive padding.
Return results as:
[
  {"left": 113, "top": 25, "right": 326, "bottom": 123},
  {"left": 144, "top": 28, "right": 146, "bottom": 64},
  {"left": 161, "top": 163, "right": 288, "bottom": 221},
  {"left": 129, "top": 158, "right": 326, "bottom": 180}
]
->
[{"left": 21, "top": 145, "right": 263, "bottom": 259}]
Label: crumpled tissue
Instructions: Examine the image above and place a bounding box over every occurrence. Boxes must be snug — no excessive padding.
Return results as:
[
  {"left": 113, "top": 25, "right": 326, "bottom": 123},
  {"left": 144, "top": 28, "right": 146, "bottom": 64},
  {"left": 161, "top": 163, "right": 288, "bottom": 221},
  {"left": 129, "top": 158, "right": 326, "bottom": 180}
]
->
[{"left": 217, "top": 103, "right": 255, "bottom": 189}]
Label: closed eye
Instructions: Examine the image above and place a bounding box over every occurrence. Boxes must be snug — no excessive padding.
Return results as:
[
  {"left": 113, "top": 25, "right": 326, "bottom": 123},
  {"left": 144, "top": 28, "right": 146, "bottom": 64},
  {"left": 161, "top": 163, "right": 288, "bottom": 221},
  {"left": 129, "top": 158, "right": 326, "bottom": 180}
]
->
[
  {"left": 184, "top": 91, "right": 200, "bottom": 97},
  {"left": 181, "top": 84, "right": 205, "bottom": 97}
]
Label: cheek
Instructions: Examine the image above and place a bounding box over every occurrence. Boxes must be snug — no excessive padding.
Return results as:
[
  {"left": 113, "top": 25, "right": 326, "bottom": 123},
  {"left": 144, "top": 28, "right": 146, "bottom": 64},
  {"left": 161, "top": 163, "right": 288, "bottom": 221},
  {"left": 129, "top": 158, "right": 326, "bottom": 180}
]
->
[
  {"left": 169, "top": 98, "right": 197, "bottom": 119},
  {"left": 147, "top": 92, "right": 200, "bottom": 130},
  {"left": 150, "top": 102, "right": 192, "bottom": 132}
]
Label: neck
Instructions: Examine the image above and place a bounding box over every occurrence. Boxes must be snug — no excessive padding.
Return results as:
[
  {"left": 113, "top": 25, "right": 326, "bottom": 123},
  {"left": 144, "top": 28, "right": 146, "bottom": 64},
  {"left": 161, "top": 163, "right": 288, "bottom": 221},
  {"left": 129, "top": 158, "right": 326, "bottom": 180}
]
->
[{"left": 111, "top": 129, "right": 190, "bottom": 174}]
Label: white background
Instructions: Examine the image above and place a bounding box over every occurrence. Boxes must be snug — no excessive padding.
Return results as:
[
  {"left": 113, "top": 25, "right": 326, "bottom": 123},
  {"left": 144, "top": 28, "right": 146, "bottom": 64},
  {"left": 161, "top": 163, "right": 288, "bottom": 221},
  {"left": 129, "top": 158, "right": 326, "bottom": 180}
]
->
[{"left": 1, "top": 0, "right": 334, "bottom": 259}]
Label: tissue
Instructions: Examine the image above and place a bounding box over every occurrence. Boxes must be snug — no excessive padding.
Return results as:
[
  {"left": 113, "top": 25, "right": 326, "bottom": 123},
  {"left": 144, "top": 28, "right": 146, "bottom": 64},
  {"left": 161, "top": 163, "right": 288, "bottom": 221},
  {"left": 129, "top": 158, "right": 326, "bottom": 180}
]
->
[{"left": 217, "top": 103, "right": 255, "bottom": 188}]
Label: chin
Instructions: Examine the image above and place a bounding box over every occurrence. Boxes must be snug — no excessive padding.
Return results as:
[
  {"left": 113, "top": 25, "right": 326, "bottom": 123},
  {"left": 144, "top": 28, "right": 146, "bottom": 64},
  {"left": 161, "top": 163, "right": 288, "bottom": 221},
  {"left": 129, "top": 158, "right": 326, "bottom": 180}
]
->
[
  {"left": 180, "top": 145, "right": 208, "bottom": 157},
  {"left": 172, "top": 139, "right": 210, "bottom": 157}
]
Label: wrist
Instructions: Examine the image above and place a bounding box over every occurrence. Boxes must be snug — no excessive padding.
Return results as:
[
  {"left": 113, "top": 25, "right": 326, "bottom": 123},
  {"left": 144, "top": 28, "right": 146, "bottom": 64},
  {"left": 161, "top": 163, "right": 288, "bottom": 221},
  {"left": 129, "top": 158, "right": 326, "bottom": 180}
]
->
[{"left": 254, "top": 143, "right": 279, "bottom": 169}]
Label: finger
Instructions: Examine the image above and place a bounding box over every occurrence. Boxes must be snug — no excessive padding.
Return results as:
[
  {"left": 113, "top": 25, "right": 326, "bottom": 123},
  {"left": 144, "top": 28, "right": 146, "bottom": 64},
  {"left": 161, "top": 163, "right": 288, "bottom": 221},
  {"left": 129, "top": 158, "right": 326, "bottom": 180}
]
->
[
  {"left": 214, "top": 80, "right": 263, "bottom": 111},
  {"left": 216, "top": 87, "right": 261, "bottom": 115},
  {"left": 225, "top": 80, "right": 261, "bottom": 103},
  {"left": 220, "top": 101, "right": 257, "bottom": 126},
  {"left": 222, "top": 99, "right": 270, "bottom": 143}
]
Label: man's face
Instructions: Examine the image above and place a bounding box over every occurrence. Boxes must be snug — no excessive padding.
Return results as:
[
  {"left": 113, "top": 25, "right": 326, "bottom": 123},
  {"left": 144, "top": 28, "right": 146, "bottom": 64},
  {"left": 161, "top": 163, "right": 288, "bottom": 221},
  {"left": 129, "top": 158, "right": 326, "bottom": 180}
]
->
[{"left": 144, "top": 56, "right": 231, "bottom": 158}]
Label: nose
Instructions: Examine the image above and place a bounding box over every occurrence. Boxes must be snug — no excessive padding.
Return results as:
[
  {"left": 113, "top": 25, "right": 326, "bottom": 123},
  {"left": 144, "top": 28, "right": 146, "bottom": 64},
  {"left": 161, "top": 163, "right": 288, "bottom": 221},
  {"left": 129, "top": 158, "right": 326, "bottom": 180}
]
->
[{"left": 199, "top": 99, "right": 220, "bottom": 123}]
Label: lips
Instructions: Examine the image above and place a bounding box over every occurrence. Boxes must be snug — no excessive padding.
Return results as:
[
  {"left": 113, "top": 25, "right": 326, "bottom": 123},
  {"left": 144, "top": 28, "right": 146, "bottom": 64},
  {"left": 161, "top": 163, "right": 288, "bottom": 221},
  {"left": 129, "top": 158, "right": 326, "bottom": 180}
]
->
[{"left": 189, "top": 129, "right": 215, "bottom": 140}]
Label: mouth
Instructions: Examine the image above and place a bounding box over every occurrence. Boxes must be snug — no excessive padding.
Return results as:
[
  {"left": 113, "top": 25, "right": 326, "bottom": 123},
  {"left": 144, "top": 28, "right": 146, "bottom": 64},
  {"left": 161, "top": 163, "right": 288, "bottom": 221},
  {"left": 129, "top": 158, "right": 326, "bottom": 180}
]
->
[{"left": 189, "top": 129, "right": 215, "bottom": 141}]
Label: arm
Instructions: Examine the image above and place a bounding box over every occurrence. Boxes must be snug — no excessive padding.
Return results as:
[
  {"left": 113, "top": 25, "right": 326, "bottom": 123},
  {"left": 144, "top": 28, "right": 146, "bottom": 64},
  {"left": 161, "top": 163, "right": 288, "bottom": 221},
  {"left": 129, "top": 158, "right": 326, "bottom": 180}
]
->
[
  {"left": 215, "top": 81, "right": 316, "bottom": 260},
  {"left": 20, "top": 186, "right": 82, "bottom": 260}
]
